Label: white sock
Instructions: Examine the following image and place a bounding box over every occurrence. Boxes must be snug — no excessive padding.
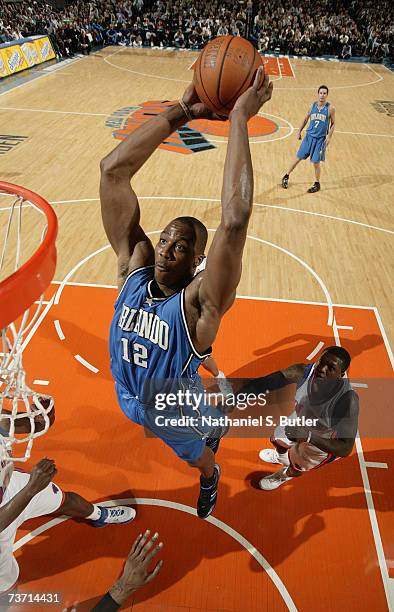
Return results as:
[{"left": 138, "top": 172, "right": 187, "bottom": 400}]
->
[{"left": 86, "top": 505, "right": 101, "bottom": 520}]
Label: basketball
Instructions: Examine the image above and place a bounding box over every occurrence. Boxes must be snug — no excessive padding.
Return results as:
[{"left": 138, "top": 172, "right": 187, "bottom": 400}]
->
[{"left": 193, "top": 36, "right": 264, "bottom": 117}]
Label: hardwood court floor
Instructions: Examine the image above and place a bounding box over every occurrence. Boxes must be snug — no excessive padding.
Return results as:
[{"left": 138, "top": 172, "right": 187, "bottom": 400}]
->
[{"left": 0, "top": 48, "right": 393, "bottom": 610}]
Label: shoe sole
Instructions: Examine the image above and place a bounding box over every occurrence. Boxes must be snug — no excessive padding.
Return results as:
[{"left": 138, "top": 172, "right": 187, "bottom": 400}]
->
[
  {"left": 197, "top": 464, "right": 221, "bottom": 519},
  {"left": 259, "top": 450, "right": 289, "bottom": 466},
  {"left": 259, "top": 450, "right": 282, "bottom": 464}
]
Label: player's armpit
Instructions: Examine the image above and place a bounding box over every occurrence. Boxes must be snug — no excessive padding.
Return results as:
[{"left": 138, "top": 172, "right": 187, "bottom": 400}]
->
[
  {"left": 198, "top": 220, "right": 247, "bottom": 315},
  {"left": 117, "top": 229, "right": 155, "bottom": 291}
]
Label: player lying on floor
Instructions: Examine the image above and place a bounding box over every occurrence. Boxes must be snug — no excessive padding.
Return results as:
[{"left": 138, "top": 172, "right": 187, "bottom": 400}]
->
[
  {"left": 236, "top": 346, "right": 359, "bottom": 490},
  {"left": 0, "top": 402, "right": 135, "bottom": 594}
]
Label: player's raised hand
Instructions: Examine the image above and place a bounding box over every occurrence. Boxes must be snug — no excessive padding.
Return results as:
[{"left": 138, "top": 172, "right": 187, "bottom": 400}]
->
[
  {"left": 182, "top": 82, "right": 226, "bottom": 121},
  {"left": 27, "top": 458, "right": 57, "bottom": 494},
  {"left": 230, "top": 67, "right": 273, "bottom": 120}
]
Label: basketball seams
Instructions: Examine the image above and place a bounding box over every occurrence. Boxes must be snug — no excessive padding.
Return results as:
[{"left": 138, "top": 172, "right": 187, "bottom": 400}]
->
[
  {"left": 222, "top": 44, "right": 259, "bottom": 110},
  {"left": 194, "top": 36, "right": 262, "bottom": 117},
  {"left": 216, "top": 36, "right": 234, "bottom": 110},
  {"left": 196, "top": 48, "right": 219, "bottom": 114}
]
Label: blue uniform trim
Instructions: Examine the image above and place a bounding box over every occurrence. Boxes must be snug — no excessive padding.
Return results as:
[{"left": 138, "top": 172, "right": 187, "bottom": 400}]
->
[{"left": 116, "top": 264, "right": 155, "bottom": 304}]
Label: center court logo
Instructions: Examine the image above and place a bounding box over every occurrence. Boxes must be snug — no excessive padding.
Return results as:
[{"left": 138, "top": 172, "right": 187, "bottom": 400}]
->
[{"left": 106, "top": 100, "right": 278, "bottom": 155}]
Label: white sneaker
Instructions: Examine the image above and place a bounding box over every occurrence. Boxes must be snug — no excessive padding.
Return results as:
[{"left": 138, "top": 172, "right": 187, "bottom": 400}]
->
[
  {"left": 259, "top": 448, "right": 290, "bottom": 466},
  {"left": 258, "top": 467, "right": 293, "bottom": 491},
  {"left": 92, "top": 505, "right": 136, "bottom": 528}
]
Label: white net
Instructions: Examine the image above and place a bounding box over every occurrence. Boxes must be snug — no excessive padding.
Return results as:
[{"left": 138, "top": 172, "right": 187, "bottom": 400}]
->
[{"left": 0, "top": 187, "right": 55, "bottom": 462}]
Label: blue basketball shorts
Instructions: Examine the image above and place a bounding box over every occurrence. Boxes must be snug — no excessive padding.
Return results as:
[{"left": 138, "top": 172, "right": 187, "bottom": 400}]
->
[
  {"left": 115, "top": 381, "right": 226, "bottom": 463},
  {"left": 297, "top": 133, "right": 326, "bottom": 163}
]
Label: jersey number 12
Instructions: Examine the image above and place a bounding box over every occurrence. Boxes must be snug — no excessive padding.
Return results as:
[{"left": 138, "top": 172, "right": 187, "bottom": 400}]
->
[{"left": 121, "top": 338, "right": 148, "bottom": 368}]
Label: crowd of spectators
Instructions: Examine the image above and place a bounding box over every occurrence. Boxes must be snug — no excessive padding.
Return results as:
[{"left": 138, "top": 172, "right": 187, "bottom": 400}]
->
[{"left": 0, "top": 0, "right": 393, "bottom": 62}]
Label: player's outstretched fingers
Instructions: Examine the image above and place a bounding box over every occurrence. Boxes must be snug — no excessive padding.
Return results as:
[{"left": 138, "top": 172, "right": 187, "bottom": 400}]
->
[
  {"left": 253, "top": 66, "right": 264, "bottom": 89},
  {"left": 133, "top": 529, "right": 151, "bottom": 557},
  {"left": 145, "top": 559, "right": 164, "bottom": 584},
  {"left": 142, "top": 538, "right": 163, "bottom": 566},
  {"left": 140, "top": 532, "right": 159, "bottom": 562},
  {"left": 130, "top": 532, "right": 144, "bottom": 556}
]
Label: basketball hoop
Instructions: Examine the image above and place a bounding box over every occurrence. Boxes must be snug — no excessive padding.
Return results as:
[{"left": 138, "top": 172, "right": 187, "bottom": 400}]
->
[{"left": 0, "top": 182, "right": 58, "bottom": 461}]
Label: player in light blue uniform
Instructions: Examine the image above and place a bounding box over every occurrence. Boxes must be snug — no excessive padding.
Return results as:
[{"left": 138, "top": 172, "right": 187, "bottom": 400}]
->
[
  {"left": 100, "top": 68, "right": 273, "bottom": 518},
  {"left": 282, "top": 85, "right": 335, "bottom": 193}
]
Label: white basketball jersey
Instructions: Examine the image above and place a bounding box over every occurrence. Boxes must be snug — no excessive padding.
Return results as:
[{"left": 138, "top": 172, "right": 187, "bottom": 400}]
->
[
  {"left": 0, "top": 435, "right": 14, "bottom": 503},
  {"left": 295, "top": 364, "right": 352, "bottom": 438}
]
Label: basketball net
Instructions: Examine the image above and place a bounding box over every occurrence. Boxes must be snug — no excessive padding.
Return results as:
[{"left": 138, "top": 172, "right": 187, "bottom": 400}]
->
[{"left": 0, "top": 184, "right": 57, "bottom": 462}]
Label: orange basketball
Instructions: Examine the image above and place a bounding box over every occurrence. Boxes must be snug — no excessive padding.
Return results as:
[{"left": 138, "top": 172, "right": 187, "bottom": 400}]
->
[{"left": 193, "top": 36, "right": 264, "bottom": 117}]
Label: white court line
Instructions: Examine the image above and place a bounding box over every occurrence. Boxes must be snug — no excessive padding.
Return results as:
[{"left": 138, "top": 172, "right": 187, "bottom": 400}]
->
[
  {"left": 336, "top": 325, "right": 353, "bottom": 330},
  {"left": 373, "top": 307, "right": 394, "bottom": 370},
  {"left": 333, "top": 316, "right": 392, "bottom": 609},
  {"left": 13, "top": 497, "right": 298, "bottom": 611},
  {"left": 365, "top": 462, "right": 389, "bottom": 469},
  {"left": 365, "top": 63, "right": 385, "bottom": 83},
  {"left": 53, "top": 229, "right": 335, "bottom": 329},
  {"left": 42, "top": 56, "right": 84, "bottom": 72},
  {"left": 0, "top": 104, "right": 391, "bottom": 139},
  {"left": 351, "top": 382, "right": 369, "bottom": 389},
  {"left": 21, "top": 298, "right": 54, "bottom": 352},
  {"left": 0, "top": 70, "right": 53, "bottom": 98},
  {"left": 32, "top": 379, "right": 49, "bottom": 386},
  {"left": 335, "top": 129, "right": 394, "bottom": 138},
  {"left": 49, "top": 280, "right": 376, "bottom": 311},
  {"left": 104, "top": 48, "right": 190, "bottom": 83},
  {"left": 44, "top": 196, "right": 394, "bottom": 236},
  {"left": 277, "top": 62, "right": 384, "bottom": 91},
  {"left": 285, "top": 57, "right": 295, "bottom": 78},
  {"left": 0, "top": 57, "right": 85, "bottom": 99},
  {"left": 306, "top": 341, "right": 325, "bottom": 360},
  {"left": 54, "top": 319, "right": 65, "bottom": 341},
  {"left": 0, "top": 106, "right": 108, "bottom": 117},
  {"left": 187, "top": 58, "right": 197, "bottom": 70},
  {"left": 52, "top": 280, "right": 117, "bottom": 289},
  {"left": 54, "top": 245, "right": 110, "bottom": 305},
  {"left": 74, "top": 354, "right": 99, "bottom": 373},
  {"left": 34, "top": 300, "right": 50, "bottom": 305}
]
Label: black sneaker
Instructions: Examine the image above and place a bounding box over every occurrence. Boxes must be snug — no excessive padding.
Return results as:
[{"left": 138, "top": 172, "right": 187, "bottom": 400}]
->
[
  {"left": 281, "top": 174, "right": 289, "bottom": 189},
  {"left": 197, "top": 464, "right": 221, "bottom": 519},
  {"left": 307, "top": 182, "right": 320, "bottom": 193}
]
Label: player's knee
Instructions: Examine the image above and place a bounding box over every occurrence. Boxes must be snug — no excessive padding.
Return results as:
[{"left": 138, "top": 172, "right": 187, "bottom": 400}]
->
[{"left": 57, "top": 491, "right": 78, "bottom": 513}]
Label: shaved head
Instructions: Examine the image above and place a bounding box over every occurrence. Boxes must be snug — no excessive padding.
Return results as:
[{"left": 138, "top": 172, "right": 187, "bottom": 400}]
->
[{"left": 171, "top": 217, "right": 208, "bottom": 255}]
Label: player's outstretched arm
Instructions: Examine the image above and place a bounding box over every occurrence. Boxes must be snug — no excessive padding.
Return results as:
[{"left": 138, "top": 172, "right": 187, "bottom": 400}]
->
[
  {"left": 100, "top": 93, "right": 224, "bottom": 289},
  {"left": 195, "top": 68, "right": 273, "bottom": 344}
]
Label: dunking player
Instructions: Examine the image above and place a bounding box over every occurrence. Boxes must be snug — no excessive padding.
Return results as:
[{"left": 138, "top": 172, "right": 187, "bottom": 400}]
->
[
  {"left": 281, "top": 85, "right": 335, "bottom": 193},
  {"left": 0, "top": 407, "right": 134, "bottom": 594},
  {"left": 236, "top": 347, "right": 358, "bottom": 489},
  {"left": 100, "top": 67, "right": 273, "bottom": 518}
]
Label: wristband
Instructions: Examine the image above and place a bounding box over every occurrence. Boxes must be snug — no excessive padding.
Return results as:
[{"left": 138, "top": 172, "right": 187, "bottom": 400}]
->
[
  {"left": 179, "top": 99, "right": 193, "bottom": 121},
  {"left": 306, "top": 430, "right": 312, "bottom": 443}
]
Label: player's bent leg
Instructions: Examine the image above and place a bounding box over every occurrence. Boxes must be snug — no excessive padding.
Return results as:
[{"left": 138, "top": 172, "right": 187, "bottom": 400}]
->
[
  {"left": 282, "top": 157, "right": 302, "bottom": 188},
  {"left": 56, "top": 491, "right": 136, "bottom": 528}
]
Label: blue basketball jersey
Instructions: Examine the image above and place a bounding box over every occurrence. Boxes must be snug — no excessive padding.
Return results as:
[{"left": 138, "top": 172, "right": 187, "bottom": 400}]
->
[
  {"left": 307, "top": 102, "right": 330, "bottom": 139},
  {"left": 109, "top": 266, "right": 211, "bottom": 400}
]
